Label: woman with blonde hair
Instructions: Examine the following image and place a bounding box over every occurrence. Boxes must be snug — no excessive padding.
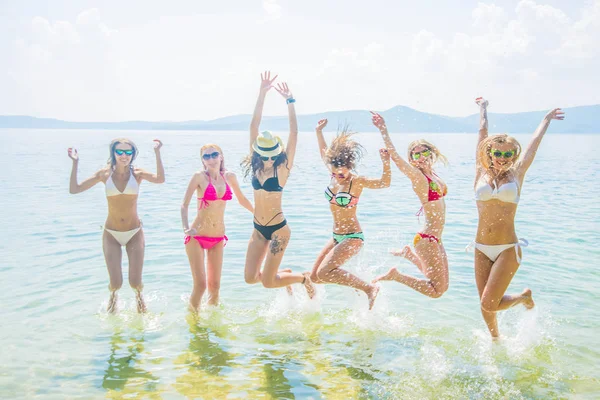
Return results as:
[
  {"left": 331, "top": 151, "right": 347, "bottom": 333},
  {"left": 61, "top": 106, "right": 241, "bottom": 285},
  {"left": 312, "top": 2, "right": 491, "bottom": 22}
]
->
[
  {"left": 371, "top": 112, "right": 449, "bottom": 298},
  {"left": 470, "top": 97, "right": 563, "bottom": 338},
  {"left": 68, "top": 138, "right": 165, "bottom": 313},
  {"left": 242, "top": 71, "right": 315, "bottom": 297},
  {"left": 311, "top": 118, "right": 391, "bottom": 309},
  {"left": 181, "top": 143, "right": 253, "bottom": 312}
]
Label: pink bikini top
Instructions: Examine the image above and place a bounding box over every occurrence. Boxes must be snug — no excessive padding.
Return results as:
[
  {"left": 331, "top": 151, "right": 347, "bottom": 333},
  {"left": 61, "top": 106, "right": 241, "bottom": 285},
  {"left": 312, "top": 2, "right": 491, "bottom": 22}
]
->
[{"left": 198, "top": 172, "right": 232, "bottom": 208}]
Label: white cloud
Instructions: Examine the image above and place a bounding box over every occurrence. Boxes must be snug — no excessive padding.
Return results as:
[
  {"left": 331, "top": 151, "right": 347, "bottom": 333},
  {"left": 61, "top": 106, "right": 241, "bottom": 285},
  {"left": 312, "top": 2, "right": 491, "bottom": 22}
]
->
[{"left": 262, "top": 0, "right": 281, "bottom": 21}]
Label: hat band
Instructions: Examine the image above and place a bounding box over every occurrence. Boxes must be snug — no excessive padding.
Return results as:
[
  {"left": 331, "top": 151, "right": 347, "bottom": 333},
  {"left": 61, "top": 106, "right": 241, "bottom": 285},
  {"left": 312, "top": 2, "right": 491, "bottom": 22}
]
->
[{"left": 257, "top": 143, "right": 280, "bottom": 152}]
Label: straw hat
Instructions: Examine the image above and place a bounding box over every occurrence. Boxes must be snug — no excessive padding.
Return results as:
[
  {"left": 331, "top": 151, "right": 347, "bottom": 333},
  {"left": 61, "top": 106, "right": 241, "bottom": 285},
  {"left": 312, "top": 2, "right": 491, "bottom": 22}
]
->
[{"left": 252, "top": 131, "right": 284, "bottom": 157}]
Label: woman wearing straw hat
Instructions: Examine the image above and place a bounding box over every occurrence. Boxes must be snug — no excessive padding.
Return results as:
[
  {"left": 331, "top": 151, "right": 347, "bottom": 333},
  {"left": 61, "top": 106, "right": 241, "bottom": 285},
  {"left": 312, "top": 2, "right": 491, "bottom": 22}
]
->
[{"left": 241, "top": 71, "right": 315, "bottom": 297}]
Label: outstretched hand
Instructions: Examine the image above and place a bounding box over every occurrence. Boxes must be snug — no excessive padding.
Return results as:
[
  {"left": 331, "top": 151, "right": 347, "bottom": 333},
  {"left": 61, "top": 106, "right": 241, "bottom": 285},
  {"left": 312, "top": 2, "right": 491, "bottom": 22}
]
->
[
  {"left": 379, "top": 148, "right": 390, "bottom": 162},
  {"left": 316, "top": 118, "right": 328, "bottom": 131},
  {"left": 545, "top": 108, "right": 565, "bottom": 121},
  {"left": 68, "top": 147, "right": 78, "bottom": 161},
  {"left": 260, "top": 71, "right": 278, "bottom": 93},
  {"left": 274, "top": 82, "right": 293, "bottom": 100},
  {"left": 153, "top": 139, "right": 163, "bottom": 151},
  {"left": 475, "top": 97, "right": 489, "bottom": 108},
  {"left": 370, "top": 111, "right": 386, "bottom": 130}
]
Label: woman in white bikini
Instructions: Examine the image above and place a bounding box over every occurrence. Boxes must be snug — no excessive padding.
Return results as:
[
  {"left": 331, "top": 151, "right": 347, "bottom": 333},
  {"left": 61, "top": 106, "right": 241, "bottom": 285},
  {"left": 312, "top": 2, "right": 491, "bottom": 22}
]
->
[
  {"left": 471, "top": 97, "right": 564, "bottom": 338},
  {"left": 371, "top": 112, "right": 449, "bottom": 298},
  {"left": 68, "top": 138, "right": 165, "bottom": 313},
  {"left": 181, "top": 143, "right": 253, "bottom": 312}
]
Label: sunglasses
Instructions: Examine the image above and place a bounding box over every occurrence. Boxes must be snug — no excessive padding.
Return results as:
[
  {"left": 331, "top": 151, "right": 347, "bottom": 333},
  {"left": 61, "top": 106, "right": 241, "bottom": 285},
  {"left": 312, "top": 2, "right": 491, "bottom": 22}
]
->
[
  {"left": 260, "top": 155, "right": 279, "bottom": 161},
  {"left": 202, "top": 151, "right": 220, "bottom": 160},
  {"left": 331, "top": 173, "right": 346, "bottom": 179},
  {"left": 115, "top": 149, "right": 133, "bottom": 156},
  {"left": 412, "top": 149, "right": 431, "bottom": 160},
  {"left": 491, "top": 149, "right": 515, "bottom": 159}
]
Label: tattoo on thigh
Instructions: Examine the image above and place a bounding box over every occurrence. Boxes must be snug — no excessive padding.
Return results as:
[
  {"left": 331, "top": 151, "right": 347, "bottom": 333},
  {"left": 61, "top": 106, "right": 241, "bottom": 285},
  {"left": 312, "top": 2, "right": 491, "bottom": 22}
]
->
[{"left": 270, "top": 234, "right": 288, "bottom": 255}]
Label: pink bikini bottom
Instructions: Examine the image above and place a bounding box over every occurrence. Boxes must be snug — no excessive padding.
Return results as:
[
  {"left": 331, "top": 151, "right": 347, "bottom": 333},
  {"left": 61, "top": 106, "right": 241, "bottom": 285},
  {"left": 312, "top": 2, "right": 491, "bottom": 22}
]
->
[{"left": 184, "top": 235, "right": 228, "bottom": 249}]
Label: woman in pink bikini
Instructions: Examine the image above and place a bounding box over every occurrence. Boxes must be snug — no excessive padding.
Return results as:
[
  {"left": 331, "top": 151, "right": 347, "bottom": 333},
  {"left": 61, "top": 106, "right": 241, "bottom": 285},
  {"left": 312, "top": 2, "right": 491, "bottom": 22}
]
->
[
  {"left": 371, "top": 112, "right": 449, "bottom": 298},
  {"left": 470, "top": 97, "right": 563, "bottom": 338},
  {"left": 181, "top": 143, "right": 253, "bottom": 312},
  {"left": 68, "top": 138, "right": 165, "bottom": 313}
]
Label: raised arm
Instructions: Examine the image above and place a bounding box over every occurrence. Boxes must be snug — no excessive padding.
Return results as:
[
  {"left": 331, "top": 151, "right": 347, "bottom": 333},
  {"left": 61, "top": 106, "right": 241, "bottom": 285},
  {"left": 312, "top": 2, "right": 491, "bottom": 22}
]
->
[
  {"left": 68, "top": 148, "right": 103, "bottom": 194},
  {"left": 371, "top": 111, "right": 421, "bottom": 181},
  {"left": 315, "top": 118, "right": 329, "bottom": 164},
  {"left": 516, "top": 108, "right": 564, "bottom": 180},
  {"left": 136, "top": 140, "right": 165, "bottom": 183},
  {"left": 356, "top": 149, "right": 392, "bottom": 189},
  {"left": 226, "top": 172, "right": 254, "bottom": 213},
  {"left": 476, "top": 97, "right": 489, "bottom": 148},
  {"left": 274, "top": 82, "right": 298, "bottom": 167},
  {"left": 181, "top": 173, "right": 201, "bottom": 235},
  {"left": 250, "top": 71, "right": 278, "bottom": 152}
]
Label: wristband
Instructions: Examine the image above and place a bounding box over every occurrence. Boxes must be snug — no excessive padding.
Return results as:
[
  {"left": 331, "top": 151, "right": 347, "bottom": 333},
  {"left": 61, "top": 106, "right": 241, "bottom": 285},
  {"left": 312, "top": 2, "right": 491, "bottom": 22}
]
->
[{"left": 286, "top": 98, "right": 296, "bottom": 104}]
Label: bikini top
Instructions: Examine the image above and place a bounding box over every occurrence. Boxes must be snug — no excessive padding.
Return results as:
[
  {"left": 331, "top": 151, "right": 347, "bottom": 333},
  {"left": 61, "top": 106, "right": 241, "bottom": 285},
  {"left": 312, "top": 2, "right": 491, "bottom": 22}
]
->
[
  {"left": 325, "top": 179, "right": 360, "bottom": 208},
  {"left": 252, "top": 167, "right": 283, "bottom": 192},
  {"left": 198, "top": 172, "right": 233, "bottom": 208},
  {"left": 475, "top": 175, "right": 520, "bottom": 204},
  {"left": 425, "top": 173, "right": 447, "bottom": 202},
  {"left": 105, "top": 169, "right": 139, "bottom": 197},
  {"left": 416, "top": 172, "right": 446, "bottom": 217}
]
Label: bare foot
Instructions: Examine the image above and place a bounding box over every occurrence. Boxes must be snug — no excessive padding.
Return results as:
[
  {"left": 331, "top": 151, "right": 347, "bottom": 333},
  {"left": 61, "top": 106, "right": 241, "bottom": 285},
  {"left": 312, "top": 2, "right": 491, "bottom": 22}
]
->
[
  {"left": 107, "top": 291, "right": 118, "bottom": 314},
  {"left": 135, "top": 291, "right": 147, "bottom": 314},
  {"left": 372, "top": 267, "right": 401, "bottom": 283},
  {"left": 390, "top": 245, "right": 412, "bottom": 258},
  {"left": 367, "top": 285, "right": 380, "bottom": 310},
  {"left": 302, "top": 272, "right": 316, "bottom": 299},
  {"left": 521, "top": 288, "right": 535, "bottom": 310},
  {"left": 188, "top": 302, "right": 199, "bottom": 314}
]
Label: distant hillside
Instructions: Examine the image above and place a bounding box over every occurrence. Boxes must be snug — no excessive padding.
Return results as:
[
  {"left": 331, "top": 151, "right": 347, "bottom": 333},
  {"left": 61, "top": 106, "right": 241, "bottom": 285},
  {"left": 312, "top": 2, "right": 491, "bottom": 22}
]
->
[{"left": 1, "top": 104, "right": 598, "bottom": 133}]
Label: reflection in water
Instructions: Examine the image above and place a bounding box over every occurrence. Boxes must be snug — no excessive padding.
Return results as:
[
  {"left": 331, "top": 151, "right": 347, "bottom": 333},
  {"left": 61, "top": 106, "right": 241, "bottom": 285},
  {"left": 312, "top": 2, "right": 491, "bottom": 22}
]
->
[
  {"left": 102, "top": 328, "right": 159, "bottom": 397},
  {"left": 173, "top": 314, "right": 237, "bottom": 398}
]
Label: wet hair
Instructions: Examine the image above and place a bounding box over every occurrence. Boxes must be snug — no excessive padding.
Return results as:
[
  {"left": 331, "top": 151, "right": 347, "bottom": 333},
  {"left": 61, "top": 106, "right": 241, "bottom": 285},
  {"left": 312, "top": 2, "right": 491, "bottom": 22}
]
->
[
  {"left": 407, "top": 139, "right": 448, "bottom": 167},
  {"left": 241, "top": 151, "right": 289, "bottom": 179},
  {"left": 477, "top": 134, "right": 521, "bottom": 172},
  {"left": 107, "top": 138, "right": 138, "bottom": 170},
  {"left": 200, "top": 143, "right": 226, "bottom": 173},
  {"left": 325, "top": 129, "right": 364, "bottom": 171}
]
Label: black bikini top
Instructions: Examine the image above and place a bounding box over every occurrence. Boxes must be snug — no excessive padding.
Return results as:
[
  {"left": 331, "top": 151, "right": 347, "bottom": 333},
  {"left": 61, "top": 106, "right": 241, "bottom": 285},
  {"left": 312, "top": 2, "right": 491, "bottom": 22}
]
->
[{"left": 252, "top": 167, "right": 283, "bottom": 192}]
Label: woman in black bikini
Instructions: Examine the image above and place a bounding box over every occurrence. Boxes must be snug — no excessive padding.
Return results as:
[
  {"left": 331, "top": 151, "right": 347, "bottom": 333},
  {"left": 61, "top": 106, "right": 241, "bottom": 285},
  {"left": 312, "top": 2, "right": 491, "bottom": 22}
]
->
[
  {"left": 242, "top": 71, "right": 315, "bottom": 297},
  {"left": 310, "top": 118, "right": 391, "bottom": 309}
]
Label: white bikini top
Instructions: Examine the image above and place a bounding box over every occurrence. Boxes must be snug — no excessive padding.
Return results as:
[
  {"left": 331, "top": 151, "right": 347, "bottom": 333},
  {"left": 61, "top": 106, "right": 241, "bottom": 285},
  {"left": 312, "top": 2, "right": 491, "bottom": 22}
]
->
[
  {"left": 105, "top": 169, "right": 139, "bottom": 197},
  {"left": 475, "top": 175, "right": 520, "bottom": 204}
]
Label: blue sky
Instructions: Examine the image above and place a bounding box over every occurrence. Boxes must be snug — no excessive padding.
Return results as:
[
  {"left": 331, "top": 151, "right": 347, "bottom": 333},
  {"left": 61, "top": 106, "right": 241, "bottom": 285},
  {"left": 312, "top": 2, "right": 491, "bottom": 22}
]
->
[{"left": 1, "top": 0, "right": 599, "bottom": 121}]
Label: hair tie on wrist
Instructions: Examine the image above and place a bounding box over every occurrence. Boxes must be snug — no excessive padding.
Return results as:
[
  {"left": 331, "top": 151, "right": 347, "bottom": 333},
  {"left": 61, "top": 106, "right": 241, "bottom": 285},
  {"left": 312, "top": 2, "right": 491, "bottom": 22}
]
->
[{"left": 286, "top": 98, "right": 296, "bottom": 104}]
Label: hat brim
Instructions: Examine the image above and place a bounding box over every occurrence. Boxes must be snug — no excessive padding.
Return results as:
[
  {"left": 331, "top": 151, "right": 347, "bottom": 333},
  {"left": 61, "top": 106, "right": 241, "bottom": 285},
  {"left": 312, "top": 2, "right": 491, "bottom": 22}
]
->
[{"left": 252, "top": 136, "right": 284, "bottom": 157}]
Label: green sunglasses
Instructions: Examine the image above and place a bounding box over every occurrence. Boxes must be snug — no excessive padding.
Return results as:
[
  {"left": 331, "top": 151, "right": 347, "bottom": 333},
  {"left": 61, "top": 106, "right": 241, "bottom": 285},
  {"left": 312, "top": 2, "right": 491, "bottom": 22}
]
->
[
  {"left": 260, "top": 155, "right": 279, "bottom": 161},
  {"left": 490, "top": 149, "right": 515, "bottom": 159},
  {"left": 412, "top": 149, "right": 431, "bottom": 160},
  {"left": 115, "top": 149, "right": 134, "bottom": 156}
]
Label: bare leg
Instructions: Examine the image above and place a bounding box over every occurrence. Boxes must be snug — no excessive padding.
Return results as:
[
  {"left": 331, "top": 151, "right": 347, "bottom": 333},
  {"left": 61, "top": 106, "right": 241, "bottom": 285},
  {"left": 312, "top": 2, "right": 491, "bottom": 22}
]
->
[
  {"left": 185, "top": 238, "right": 207, "bottom": 312},
  {"left": 206, "top": 241, "right": 225, "bottom": 306},
  {"left": 102, "top": 230, "right": 124, "bottom": 313},
  {"left": 126, "top": 229, "right": 146, "bottom": 313},
  {"left": 374, "top": 241, "right": 449, "bottom": 298},
  {"left": 244, "top": 230, "right": 269, "bottom": 284},
  {"left": 316, "top": 239, "right": 379, "bottom": 310},
  {"left": 260, "top": 225, "right": 307, "bottom": 288},
  {"left": 476, "top": 246, "right": 533, "bottom": 338},
  {"left": 310, "top": 239, "right": 337, "bottom": 284}
]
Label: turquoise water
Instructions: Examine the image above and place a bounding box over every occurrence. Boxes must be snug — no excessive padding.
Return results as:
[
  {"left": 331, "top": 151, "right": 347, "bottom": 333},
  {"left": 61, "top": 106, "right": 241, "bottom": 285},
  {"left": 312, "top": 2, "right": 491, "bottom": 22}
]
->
[{"left": 1, "top": 129, "right": 599, "bottom": 399}]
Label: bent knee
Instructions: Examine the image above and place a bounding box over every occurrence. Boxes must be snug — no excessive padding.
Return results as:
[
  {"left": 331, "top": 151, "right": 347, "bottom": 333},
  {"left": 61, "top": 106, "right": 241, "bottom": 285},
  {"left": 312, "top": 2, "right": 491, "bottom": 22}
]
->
[
  {"left": 431, "top": 283, "right": 449, "bottom": 298},
  {"left": 245, "top": 275, "right": 259, "bottom": 285},
  {"left": 261, "top": 276, "right": 277, "bottom": 288},
  {"left": 310, "top": 272, "right": 321, "bottom": 284},
  {"left": 207, "top": 281, "right": 220, "bottom": 293},
  {"left": 480, "top": 299, "right": 498, "bottom": 313}
]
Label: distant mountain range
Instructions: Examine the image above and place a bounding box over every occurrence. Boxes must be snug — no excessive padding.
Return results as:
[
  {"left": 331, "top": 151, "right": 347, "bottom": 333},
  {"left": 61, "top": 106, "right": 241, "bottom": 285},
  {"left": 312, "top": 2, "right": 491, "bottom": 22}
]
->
[{"left": 1, "top": 104, "right": 598, "bottom": 133}]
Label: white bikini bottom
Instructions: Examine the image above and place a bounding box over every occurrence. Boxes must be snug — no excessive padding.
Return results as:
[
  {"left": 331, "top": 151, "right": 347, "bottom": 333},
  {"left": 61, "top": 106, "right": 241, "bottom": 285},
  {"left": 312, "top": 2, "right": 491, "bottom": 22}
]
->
[
  {"left": 466, "top": 239, "right": 529, "bottom": 264},
  {"left": 104, "top": 224, "right": 142, "bottom": 246}
]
